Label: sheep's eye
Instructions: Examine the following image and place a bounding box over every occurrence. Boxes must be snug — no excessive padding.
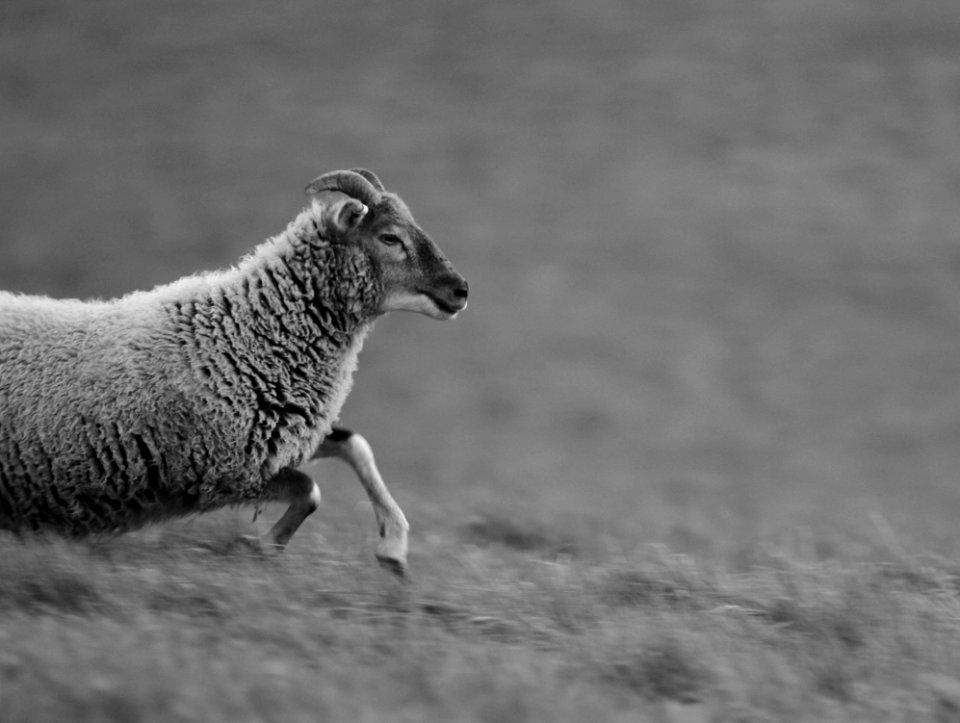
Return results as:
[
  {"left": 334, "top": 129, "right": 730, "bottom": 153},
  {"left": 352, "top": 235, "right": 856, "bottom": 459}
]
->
[{"left": 379, "top": 234, "right": 403, "bottom": 247}]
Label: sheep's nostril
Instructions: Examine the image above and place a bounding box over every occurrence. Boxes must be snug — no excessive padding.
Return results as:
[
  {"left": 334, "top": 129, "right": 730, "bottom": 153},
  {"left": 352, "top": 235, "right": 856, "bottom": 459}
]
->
[{"left": 453, "top": 281, "right": 469, "bottom": 300}]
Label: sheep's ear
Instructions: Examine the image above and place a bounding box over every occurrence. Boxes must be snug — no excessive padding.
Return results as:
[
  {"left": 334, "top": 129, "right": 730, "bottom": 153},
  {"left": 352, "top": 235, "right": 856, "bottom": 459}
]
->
[
  {"left": 324, "top": 197, "right": 368, "bottom": 236},
  {"left": 336, "top": 198, "right": 368, "bottom": 231}
]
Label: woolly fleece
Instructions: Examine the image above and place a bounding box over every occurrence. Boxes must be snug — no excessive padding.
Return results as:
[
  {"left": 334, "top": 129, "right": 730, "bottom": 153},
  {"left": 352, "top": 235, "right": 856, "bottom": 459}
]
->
[{"left": 0, "top": 203, "right": 382, "bottom": 534}]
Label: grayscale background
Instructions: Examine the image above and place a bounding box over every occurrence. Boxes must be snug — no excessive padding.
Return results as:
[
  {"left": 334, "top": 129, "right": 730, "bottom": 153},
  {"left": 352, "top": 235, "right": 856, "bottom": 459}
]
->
[{"left": 3, "top": 2, "right": 960, "bottom": 719}]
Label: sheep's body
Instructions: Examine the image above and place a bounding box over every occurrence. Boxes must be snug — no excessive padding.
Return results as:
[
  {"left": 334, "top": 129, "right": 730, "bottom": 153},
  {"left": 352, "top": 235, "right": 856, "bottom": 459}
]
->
[
  {"left": 0, "top": 169, "right": 468, "bottom": 572},
  {"left": 0, "top": 205, "right": 378, "bottom": 535}
]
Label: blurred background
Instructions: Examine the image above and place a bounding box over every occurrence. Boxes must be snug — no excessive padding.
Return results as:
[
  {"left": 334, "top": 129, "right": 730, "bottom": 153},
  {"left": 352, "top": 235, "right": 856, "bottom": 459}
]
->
[{"left": 3, "top": 0, "right": 960, "bottom": 562}]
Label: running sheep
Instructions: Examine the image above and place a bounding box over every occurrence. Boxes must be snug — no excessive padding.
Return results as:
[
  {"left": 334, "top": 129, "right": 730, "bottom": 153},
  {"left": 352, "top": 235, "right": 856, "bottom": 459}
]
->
[{"left": 0, "top": 169, "right": 468, "bottom": 574}]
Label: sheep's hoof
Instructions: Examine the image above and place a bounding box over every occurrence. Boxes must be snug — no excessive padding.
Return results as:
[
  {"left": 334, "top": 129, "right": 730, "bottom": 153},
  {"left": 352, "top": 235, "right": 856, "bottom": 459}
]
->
[
  {"left": 376, "top": 553, "right": 407, "bottom": 578},
  {"left": 375, "top": 535, "right": 408, "bottom": 578}
]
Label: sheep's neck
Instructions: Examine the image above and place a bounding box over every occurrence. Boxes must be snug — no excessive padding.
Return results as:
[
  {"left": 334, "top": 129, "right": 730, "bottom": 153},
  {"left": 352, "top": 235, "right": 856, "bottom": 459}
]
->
[{"left": 236, "top": 242, "right": 378, "bottom": 470}]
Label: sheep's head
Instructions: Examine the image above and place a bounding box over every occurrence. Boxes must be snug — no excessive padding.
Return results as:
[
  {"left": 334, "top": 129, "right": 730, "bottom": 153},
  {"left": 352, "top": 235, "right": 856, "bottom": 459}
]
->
[{"left": 305, "top": 169, "right": 469, "bottom": 320}]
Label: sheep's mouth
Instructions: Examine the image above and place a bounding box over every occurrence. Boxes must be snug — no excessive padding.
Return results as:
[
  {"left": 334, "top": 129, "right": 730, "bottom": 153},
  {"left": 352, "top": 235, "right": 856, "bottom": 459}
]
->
[
  {"left": 428, "top": 296, "right": 460, "bottom": 315},
  {"left": 421, "top": 292, "right": 466, "bottom": 318}
]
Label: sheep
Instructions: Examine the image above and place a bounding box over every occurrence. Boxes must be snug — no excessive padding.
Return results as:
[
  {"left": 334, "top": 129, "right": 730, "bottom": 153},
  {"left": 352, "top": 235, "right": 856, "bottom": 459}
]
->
[{"left": 0, "top": 168, "right": 468, "bottom": 574}]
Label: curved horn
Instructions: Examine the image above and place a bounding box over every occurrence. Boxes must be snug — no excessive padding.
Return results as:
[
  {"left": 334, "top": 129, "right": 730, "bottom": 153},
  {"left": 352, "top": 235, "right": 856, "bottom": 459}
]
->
[
  {"left": 350, "top": 168, "right": 385, "bottom": 192},
  {"left": 304, "top": 169, "right": 382, "bottom": 206}
]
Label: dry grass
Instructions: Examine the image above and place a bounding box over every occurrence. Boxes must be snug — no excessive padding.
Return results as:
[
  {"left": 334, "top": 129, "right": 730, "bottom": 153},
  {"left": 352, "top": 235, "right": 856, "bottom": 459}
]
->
[{"left": 1, "top": 517, "right": 959, "bottom": 722}]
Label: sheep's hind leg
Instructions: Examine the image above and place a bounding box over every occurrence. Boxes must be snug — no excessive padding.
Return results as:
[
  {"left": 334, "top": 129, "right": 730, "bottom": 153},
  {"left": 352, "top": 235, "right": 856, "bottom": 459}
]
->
[
  {"left": 312, "top": 427, "right": 409, "bottom": 576},
  {"left": 261, "top": 467, "right": 322, "bottom": 550}
]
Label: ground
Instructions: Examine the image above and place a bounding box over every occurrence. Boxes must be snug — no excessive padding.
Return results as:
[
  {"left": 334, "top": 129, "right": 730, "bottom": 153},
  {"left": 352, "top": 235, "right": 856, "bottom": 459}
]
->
[{"left": 2, "top": 1, "right": 960, "bottom": 720}]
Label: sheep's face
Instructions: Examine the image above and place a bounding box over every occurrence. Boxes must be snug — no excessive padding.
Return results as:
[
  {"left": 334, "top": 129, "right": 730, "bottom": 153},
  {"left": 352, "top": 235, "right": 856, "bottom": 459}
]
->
[{"left": 323, "top": 193, "right": 469, "bottom": 320}]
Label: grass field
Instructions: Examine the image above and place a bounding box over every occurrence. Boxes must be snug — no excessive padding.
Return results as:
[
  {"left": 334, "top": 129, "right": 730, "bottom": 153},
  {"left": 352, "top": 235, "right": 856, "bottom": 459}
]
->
[{"left": 3, "top": 0, "right": 960, "bottom": 720}]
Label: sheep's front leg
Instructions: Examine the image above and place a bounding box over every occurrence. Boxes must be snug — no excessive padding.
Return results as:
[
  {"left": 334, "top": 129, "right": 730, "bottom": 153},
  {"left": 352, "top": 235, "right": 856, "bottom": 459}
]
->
[
  {"left": 262, "top": 467, "right": 322, "bottom": 549},
  {"left": 312, "top": 427, "right": 409, "bottom": 575}
]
